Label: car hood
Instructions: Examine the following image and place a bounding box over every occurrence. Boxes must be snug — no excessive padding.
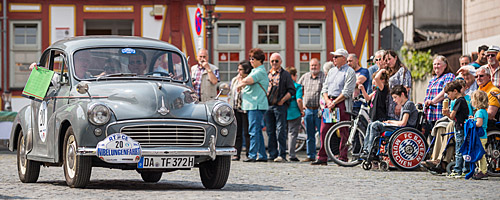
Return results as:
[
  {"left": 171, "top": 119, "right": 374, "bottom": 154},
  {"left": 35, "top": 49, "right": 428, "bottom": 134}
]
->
[{"left": 85, "top": 80, "right": 207, "bottom": 121}]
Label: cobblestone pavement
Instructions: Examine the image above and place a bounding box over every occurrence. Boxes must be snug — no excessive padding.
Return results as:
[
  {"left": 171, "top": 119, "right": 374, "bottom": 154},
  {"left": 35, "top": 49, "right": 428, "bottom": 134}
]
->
[{"left": 1, "top": 150, "right": 499, "bottom": 199}]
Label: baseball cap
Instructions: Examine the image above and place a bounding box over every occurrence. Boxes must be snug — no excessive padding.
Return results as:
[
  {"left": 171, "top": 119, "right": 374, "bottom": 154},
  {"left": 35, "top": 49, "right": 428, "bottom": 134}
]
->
[
  {"left": 487, "top": 45, "right": 500, "bottom": 53},
  {"left": 367, "top": 55, "right": 374, "bottom": 62},
  {"left": 457, "top": 65, "right": 476, "bottom": 76},
  {"left": 330, "top": 48, "right": 348, "bottom": 58}
]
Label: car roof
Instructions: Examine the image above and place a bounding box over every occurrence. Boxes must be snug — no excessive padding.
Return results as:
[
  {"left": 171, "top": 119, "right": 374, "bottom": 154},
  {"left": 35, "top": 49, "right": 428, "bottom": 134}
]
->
[{"left": 49, "top": 36, "right": 183, "bottom": 54}]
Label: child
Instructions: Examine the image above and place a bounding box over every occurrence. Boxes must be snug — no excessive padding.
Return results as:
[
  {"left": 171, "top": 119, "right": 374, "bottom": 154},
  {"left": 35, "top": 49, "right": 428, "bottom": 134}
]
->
[
  {"left": 360, "top": 85, "right": 418, "bottom": 158},
  {"left": 442, "top": 80, "right": 469, "bottom": 178},
  {"left": 359, "top": 68, "right": 389, "bottom": 122},
  {"left": 470, "top": 90, "right": 489, "bottom": 180}
]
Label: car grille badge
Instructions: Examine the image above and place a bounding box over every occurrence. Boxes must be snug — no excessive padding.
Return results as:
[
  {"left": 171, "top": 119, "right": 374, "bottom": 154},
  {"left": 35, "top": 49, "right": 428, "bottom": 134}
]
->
[{"left": 158, "top": 97, "right": 169, "bottom": 115}]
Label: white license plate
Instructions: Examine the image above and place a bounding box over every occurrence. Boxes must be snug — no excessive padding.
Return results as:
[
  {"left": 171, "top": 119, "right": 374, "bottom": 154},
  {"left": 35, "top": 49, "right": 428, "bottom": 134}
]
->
[{"left": 137, "top": 156, "right": 194, "bottom": 168}]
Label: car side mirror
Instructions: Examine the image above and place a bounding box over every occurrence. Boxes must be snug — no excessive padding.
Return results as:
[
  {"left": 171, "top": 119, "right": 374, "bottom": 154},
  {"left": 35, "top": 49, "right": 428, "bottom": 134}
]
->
[
  {"left": 216, "top": 83, "right": 230, "bottom": 99},
  {"left": 77, "top": 81, "right": 92, "bottom": 98}
]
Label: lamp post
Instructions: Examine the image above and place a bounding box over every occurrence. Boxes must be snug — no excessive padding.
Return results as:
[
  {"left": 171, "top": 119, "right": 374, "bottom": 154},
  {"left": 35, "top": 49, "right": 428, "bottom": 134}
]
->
[{"left": 201, "top": 0, "right": 219, "bottom": 63}]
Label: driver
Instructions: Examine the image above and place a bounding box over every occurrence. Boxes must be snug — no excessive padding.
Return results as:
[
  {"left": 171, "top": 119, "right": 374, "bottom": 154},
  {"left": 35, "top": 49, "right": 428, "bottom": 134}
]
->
[{"left": 128, "top": 50, "right": 147, "bottom": 75}]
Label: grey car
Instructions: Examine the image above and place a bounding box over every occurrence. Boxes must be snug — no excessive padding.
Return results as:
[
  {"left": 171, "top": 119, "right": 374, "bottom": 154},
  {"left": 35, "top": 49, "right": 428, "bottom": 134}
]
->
[{"left": 8, "top": 36, "right": 236, "bottom": 189}]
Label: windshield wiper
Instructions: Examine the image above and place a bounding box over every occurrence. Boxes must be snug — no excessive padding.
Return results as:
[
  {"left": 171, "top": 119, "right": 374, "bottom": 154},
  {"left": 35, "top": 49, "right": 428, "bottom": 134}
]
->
[{"left": 103, "top": 73, "right": 137, "bottom": 77}]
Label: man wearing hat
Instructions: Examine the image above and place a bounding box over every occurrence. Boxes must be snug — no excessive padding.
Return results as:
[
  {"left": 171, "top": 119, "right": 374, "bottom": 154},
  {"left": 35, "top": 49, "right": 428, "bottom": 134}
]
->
[
  {"left": 312, "top": 48, "right": 356, "bottom": 165},
  {"left": 457, "top": 65, "right": 478, "bottom": 96},
  {"left": 485, "top": 45, "right": 500, "bottom": 88}
]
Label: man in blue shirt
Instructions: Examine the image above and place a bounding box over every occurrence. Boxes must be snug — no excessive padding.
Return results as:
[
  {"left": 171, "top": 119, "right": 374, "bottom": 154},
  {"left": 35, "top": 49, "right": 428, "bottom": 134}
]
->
[{"left": 348, "top": 53, "right": 370, "bottom": 115}]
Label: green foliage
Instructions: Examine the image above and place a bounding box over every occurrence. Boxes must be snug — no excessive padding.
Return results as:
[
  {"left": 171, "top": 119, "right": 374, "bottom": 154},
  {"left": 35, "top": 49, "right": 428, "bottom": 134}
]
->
[{"left": 400, "top": 46, "right": 434, "bottom": 80}]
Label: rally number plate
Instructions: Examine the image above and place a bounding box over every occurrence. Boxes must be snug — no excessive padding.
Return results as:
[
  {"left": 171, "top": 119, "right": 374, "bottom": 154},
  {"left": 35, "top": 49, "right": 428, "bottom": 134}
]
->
[{"left": 137, "top": 156, "right": 195, "bottom": 169}]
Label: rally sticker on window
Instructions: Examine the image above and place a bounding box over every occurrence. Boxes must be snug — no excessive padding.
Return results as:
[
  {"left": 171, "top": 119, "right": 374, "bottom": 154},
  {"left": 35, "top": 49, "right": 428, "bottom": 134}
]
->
[
  {"left": 121, "top": 48, "right": 136, "bottom": 54},
  {"left": 96, "top": 133, "right": 142, "bottom": 163},
  {"left": 38, "top": 101, "right": 48, "bottom": 142}
]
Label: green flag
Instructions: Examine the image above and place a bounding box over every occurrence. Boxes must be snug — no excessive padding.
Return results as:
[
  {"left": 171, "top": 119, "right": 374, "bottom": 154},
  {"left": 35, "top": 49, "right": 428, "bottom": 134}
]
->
[{"left": 21, "top": 67, "right": 55, "bottom": 101}]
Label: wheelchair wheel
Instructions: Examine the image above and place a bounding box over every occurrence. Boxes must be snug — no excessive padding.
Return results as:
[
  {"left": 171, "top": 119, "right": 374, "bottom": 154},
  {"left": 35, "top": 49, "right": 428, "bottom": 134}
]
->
[
  {"left": 486, "top": 132, "right": 500, "bottom": 177},
  {"left": 325, "top": 121, "right": 365, "bottom": 167},
  {"left": 362, "top": 161, "right": 372, "bottom": 170},
  {"left": 380, "top": 161, "right": 390, "bottom": 171},
  {"left": 388, "top": 128, "right": 428, "bottom": 170}
]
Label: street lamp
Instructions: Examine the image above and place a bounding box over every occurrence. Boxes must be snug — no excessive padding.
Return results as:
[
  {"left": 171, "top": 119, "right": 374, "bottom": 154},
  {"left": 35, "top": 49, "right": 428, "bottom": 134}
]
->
[{"left": 201, "top": 0, "right": 220, "bottom": 63}]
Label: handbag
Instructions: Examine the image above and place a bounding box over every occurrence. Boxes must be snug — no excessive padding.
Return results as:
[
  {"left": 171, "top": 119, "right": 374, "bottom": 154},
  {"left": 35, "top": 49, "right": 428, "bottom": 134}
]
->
[{"left": 257, "top": 83, "right": 279, "bottom": 105}]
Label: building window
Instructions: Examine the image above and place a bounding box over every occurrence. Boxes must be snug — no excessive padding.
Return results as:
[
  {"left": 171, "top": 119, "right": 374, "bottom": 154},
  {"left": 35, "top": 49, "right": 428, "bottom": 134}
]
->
[
  {"left": 253, "top": 21, "right": 286, "bottom": 69},
  {"left": 299, "top": 24, "right": 321, "bottom": 45},
  {"left": 217, "top": 52, "right": 240, "bottom": 82},
  {"left": 14, "top": 24, "right": 37, "bottom": 45},
  {"left": 217, "top": 24, "right": 240, "bottom": 45},
  {"left": 298, "top": 52, "right": 321, "bottom": 76},
  {"left": 214, "top": 21, "right": 245, "bottom": 83},
  {"left": 294, "top": 21, "right": 326, "bottom": 77},
  {"left": 258, "top": 25, "right": 279, "bottom": 44}
]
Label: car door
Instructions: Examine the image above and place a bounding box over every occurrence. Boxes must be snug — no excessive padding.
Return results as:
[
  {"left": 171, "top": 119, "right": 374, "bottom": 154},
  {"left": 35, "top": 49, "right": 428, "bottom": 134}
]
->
[
  {"left": 30, "top": 50, "right": 70, "bottom": 162},
  {"left": 29, "top": 50, "right": 53, "bottom": 160}
]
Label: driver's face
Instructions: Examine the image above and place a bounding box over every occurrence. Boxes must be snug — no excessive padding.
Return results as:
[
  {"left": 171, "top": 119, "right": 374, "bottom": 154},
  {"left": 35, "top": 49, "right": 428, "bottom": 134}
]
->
[{"left": 128, "top": 55, "right": 146, "bottom": 75}]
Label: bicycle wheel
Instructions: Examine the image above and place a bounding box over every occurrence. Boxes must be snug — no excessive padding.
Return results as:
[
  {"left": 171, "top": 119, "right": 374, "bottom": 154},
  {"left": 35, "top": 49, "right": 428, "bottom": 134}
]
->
[
  {"left": 325, "top": 121, "right": 365, "bottom": 167},
  {"left": 486, "top": 132, "right": 500, "bottom": 177},
  {"left": 295, "top": 124, "right": 306, "bottom": 152}
]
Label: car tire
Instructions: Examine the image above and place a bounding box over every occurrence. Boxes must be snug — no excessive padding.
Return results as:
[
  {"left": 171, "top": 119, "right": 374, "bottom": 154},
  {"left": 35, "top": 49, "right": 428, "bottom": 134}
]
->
[
  {"left": 63, "top": 126, "right": 92, "bottom": 188},
  {"left": 139, "top": 171, "right": 163, "bottom": 183},
  {"left": 199, "top": 156, "right": 231, "bottom": 189},
  {"left": 17, "top": 130, "right": 41, "bottom": 183}
]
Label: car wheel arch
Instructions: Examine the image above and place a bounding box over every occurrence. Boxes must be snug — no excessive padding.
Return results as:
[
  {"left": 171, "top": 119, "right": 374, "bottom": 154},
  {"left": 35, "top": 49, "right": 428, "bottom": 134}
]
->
[{"left": 57, "top": 120, "right": 72, "bottom": 163}]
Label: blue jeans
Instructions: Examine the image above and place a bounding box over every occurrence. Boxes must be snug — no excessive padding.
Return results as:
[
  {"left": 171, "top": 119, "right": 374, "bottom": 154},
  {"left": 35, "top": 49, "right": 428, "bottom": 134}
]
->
[
  {"left": 454, "top": 128, "right": 469, "bottom": 173},
  {"left": 265, "top": 105, "right": 288, "bottom": 159},
  {"left": 304, "top": 108, "right": 320, "bottom": 158},
  {"left": 363, "top": 121, "right": 398, "bottom": 153},
  {"left": 247, "top": 110, "right": 268, "bottom": 160}
]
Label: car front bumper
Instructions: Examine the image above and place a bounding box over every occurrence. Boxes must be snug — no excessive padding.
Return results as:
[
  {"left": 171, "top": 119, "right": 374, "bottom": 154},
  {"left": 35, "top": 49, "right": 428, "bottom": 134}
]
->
[{"left": 77, "top": 135, "right": 236, "bottom": 160}]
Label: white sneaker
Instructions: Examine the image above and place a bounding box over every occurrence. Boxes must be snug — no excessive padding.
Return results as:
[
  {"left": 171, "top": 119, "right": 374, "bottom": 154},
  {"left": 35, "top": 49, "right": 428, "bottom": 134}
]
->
[{"left": 274, "top": 157, "right": 285, "bottom": 162}]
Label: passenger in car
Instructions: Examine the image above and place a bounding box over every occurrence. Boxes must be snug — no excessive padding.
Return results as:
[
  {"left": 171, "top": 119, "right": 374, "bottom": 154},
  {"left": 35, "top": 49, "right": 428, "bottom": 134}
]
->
[{"left": 128, "top": 50, "right": 147, "bottom": 75}]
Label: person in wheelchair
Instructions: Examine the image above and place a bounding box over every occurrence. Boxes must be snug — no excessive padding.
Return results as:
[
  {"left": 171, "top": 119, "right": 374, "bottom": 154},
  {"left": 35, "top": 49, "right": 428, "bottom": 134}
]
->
[
  {"left": 442, "top": 80, "right": 470, "bottom": 178},
  {"left": 360, "top": 85, "right": 418, "bottom": 159}
]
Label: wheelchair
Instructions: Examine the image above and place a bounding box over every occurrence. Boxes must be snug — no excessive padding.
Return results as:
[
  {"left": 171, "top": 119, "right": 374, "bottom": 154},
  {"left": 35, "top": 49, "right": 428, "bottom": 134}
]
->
[{"left": 361, "top": 104, "right": 428, "bottom": 171}]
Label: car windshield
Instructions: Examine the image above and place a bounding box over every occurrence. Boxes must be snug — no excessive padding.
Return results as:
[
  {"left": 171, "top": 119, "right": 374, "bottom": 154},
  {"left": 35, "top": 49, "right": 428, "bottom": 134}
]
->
[{"left": 73, "top": 48, "right": 186, "bottom": 81}]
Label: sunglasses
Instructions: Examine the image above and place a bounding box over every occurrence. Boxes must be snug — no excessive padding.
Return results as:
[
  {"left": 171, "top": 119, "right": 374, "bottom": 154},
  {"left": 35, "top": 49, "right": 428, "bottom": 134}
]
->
[
  {"left": 486, "top": 54, "right": 497, "bottom": 58},
  {"left": 271, "top": 60, "right": 279, "bottom": 63},
  {"left": 333, "top": 56, "right": 343, "bottom": 59},
  {"left": 475, "top": 74, "right": 486, "bottom": 79},
  {"left": 249, "top": 57, "right": 255, "bottom": 61},
  {"left": 374, "top": 58, "right": 381, "bottom": 61}
]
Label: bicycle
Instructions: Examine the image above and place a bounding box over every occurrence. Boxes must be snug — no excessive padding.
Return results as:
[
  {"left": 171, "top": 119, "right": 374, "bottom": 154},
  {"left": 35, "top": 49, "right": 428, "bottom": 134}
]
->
[{"left": 324, "top": 98, "right": 370, "bottom": 167}]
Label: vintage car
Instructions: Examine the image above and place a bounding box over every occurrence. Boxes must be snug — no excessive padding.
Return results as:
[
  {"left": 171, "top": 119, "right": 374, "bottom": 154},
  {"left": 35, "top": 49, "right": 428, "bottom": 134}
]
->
[{"left": 9, "top": 36, "right": 236, "bottom": 189}]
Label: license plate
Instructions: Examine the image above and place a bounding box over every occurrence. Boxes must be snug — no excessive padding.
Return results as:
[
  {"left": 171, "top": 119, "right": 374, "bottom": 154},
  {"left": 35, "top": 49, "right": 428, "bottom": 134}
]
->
[{"left": 137, "top": 156, "right": 194, "bottom": 168}]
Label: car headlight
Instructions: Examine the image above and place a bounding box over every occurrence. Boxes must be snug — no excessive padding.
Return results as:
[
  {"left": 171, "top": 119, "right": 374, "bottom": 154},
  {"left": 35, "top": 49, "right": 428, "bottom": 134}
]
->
[
  {"left": 88, "top": 103, "right": 111, "bottom": 125},
  {"left": 212, "top": 103, "right": 234, "bottom": 126}
]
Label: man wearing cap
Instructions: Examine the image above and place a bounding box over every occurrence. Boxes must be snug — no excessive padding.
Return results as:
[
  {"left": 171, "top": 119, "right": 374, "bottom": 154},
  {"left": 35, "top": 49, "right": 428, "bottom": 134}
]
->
[
  {"left": 457, "top": 65, "right": 478, "bottom": 96},
  {"left": 311, "top": 48, "right": 356, "bottom": 165},
  {"left": 485, "top": 45, "right": 500, "bottom": 88}
]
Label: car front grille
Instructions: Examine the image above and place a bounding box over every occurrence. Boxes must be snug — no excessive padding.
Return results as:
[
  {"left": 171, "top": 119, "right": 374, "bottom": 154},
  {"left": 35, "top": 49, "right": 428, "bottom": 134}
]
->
[{"left": 120, "top": 125, "right": 206, "bottom": 147}]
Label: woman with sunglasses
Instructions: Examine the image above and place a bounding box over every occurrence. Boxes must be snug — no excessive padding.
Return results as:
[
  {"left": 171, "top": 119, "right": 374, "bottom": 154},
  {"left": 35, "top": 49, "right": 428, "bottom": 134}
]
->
[
  {"left": 229, "top": 60, "right": 253, "bottom": 161},
  {"left": 423, "top": 55, "right": 455, "bottom": 132}
]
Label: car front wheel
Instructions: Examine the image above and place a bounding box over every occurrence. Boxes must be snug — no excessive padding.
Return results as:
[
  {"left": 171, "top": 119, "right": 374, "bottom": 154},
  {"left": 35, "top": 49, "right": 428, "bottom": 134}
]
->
[
  {"left": 63, "top": 126, "right": 92, "bottom": 188},
  {"left": 17, "top": 130, "right": 40, "bottom": 183},
  {"left": 199, "top": 156, "right": 231, "bottom": 189}
]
